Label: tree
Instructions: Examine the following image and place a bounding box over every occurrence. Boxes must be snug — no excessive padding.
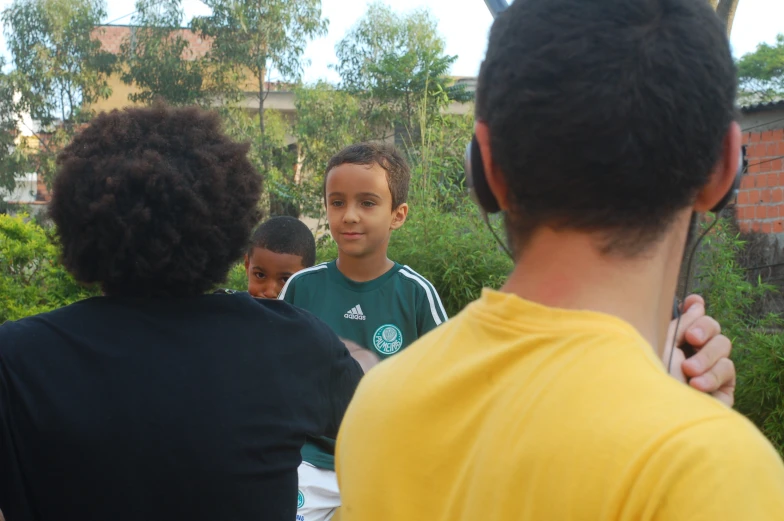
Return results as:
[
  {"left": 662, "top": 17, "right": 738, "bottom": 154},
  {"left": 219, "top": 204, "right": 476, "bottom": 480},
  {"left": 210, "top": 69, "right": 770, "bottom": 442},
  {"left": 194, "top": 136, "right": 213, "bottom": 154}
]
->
[
  {"left": 1, "top": 0, "right": 115, "bottom": 185},
  {"left": 2, "top": 0, "right": 114, "bottom": 127},
  {"left": 334, "top": 3, "right": 470, "bottom": 147},
  {"left": 737, "top": 34, "right": 784, "bottom": 105},
  {"left": 192, "top": 0, "right": 327, "bottom": 155},
  {"left": 0, "top": 58, "right": 29, "bottom": 199},
  {"left": 709, "top": 0, "right": 740, "bottom": 36},
  {"left": 294, "top": 81, "right": 366, "bottom": 216},
  {"left": 119, "top": 0, "right": 206, "bottom": 106}
]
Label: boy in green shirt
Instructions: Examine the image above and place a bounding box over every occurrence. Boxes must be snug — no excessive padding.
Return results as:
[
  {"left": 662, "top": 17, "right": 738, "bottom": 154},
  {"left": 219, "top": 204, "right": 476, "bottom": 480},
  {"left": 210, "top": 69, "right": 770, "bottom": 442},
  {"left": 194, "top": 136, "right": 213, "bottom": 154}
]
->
[
  {"left": 244, "top": 216, "right": 316, "bottom": 300},
  {"left": 280, "top": 142, "right": 448, "bottom": 521}
]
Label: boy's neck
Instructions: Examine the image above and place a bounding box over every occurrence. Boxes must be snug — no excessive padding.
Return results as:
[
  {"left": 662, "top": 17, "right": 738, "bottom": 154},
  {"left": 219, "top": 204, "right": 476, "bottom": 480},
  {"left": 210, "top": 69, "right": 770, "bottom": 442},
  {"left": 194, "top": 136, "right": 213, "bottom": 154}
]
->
[
  {"left": 336, "top": 250, "right": 395, "bottom": 283},
  {"left": 502, "top": 221, "right": 689, "bottom": 357}
]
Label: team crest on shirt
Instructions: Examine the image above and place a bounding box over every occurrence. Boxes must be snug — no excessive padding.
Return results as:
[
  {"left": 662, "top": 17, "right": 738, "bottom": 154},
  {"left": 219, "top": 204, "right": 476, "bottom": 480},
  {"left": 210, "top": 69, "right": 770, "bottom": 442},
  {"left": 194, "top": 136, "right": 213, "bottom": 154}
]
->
[
  {"left": 297, "top": 490, "right": 305, "bottom": 509},
  {"left": 373, "top": 324, "right": 403, "bottom": 355}
]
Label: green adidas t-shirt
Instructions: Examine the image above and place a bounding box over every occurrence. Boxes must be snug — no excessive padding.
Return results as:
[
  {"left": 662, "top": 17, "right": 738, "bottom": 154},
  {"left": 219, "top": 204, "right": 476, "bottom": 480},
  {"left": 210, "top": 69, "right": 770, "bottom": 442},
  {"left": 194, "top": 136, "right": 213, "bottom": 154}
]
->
[{"left": 279, "top": 260, "right": 448, "bottom": 470}]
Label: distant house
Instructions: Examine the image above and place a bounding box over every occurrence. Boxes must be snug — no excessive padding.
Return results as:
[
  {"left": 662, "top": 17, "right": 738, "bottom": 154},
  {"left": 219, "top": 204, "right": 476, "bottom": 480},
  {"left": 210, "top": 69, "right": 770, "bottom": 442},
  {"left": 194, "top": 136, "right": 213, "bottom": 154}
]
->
[{"left": 1, "top": 97, "right": 50, "bottom": 213}]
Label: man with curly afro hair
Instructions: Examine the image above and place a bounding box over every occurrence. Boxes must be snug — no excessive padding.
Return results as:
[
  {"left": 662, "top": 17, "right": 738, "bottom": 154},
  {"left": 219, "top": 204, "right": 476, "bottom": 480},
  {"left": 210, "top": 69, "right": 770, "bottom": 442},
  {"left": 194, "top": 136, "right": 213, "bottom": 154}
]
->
[{"left": 0, "top": 104, "right": 372, "bottom": 521}]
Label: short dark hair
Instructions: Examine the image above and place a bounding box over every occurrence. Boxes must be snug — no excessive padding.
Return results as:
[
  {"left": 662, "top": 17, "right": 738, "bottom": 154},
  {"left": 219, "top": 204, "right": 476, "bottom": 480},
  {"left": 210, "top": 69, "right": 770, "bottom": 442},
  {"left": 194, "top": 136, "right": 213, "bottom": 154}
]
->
[
  {"left": 325, "top": 142, "right": 410, "bottom": 209},
  {"left": 476, "top": 0, "right": 737, "bottom": 254},
  {"left": 249, "top": 216, "right": 316, "bottom": 268},
  {"left": 49, "top": 103, "right": 262, "bottom": 297}
]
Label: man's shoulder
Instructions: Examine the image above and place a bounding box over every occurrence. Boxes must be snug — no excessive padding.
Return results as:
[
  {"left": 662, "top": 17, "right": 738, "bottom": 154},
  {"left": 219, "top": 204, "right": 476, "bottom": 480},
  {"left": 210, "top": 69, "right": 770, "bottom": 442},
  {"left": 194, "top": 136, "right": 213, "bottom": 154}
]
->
[
  {"left": 0, "top": 299, "right": 92, "bottom": 342},
  {"left": 661, "top": 403, "right": 780, "bottom": 461},
  {"left": 648, "top": 408, "right": 784, "bottom": 516}
]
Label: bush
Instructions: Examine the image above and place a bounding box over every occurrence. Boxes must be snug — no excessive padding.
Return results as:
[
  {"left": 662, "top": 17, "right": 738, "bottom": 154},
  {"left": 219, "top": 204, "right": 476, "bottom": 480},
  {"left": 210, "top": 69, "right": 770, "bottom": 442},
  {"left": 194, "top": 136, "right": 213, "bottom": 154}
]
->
[
  {"left": 225, "top": 263, "right": 249, "bottom": 292},
  {"left": 0, "top": 213, "right": 97, "bottom": 323},
  {"left": 692, "top": 217, "right": 784, "bottom": 457}
]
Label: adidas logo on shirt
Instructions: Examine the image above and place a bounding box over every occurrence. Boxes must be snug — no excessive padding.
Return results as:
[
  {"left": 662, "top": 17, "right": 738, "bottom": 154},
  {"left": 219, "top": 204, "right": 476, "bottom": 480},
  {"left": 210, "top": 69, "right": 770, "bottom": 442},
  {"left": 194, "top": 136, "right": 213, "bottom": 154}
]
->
[{"left": 344, "top": 305, "right": 366, "bottom": 321}]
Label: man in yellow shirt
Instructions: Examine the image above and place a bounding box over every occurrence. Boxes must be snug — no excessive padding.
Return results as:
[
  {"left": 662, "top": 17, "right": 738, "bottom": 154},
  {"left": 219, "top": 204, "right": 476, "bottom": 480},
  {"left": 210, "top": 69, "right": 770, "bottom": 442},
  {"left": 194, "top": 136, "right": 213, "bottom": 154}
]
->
[{"left": 335, "top": 0, "right": 784, "bottom": 519}]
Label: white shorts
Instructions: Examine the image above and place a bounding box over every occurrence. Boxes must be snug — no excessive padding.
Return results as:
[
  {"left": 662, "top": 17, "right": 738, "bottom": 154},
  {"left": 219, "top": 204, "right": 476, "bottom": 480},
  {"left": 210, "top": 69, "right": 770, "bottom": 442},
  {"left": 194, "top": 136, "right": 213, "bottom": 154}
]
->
[{"left": 297, "top": 461, "right": 341, "bottom": 521}]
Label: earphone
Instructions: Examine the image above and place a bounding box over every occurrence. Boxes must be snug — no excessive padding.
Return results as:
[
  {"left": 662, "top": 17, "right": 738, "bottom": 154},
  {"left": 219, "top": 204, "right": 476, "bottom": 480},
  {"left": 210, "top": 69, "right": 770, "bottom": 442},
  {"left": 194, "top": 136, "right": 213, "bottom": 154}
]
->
[{"left": 465, "top": 135, "right": 747, "bottom": 217}]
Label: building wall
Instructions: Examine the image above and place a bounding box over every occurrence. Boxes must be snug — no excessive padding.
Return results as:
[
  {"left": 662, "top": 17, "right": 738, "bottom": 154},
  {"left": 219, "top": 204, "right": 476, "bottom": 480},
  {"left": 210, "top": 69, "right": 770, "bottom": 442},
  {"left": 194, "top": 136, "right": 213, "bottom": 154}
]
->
[{"left": 735, "top": 109, "right": 784, "bottom": 234}]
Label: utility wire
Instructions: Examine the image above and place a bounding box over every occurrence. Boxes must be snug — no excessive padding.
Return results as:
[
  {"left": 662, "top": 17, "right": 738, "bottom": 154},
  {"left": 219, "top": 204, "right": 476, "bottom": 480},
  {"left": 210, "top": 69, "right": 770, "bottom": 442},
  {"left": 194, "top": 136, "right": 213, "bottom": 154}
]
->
[{"left": 742, "top": 116, "right": 784, "bottom": 133}]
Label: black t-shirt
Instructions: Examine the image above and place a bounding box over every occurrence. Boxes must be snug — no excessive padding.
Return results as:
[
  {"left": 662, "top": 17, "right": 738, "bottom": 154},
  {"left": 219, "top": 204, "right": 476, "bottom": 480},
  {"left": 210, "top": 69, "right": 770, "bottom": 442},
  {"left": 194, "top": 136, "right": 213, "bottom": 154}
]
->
[{"left": 0, "top": 292, "right": 363, "bottom": 521}]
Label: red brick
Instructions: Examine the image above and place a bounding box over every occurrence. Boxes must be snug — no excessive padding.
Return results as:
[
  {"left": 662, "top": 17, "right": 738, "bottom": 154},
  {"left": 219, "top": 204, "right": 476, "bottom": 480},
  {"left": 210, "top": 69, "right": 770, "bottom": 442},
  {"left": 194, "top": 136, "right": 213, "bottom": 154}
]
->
[
  {"left": 743, "top": 133, "right": 751, "bottom": 145},
  {"left": 771, "top": 159, "right": 784, "bottom": 172},
  {"left": 761, "top": 189, "right": 772, "bottom": 203},
  {"left": 778, "top": 141, "right": 784, "bottom": 156},
  {"left": 751, "top": 144, "right": 765, "bottom": 157},
  {"left": 762, "top": 222, "right": 773, "bottom": 234},
  {"left": 773, "top": 189, "right": 784, "bottom": 203},
  {"left": 741, "top": 176, "right": 755, "bottom": 189},
  {"left": 751, "top": 132, "right": 761, "bottom": 143},
  {"left": 767, "top": 206, "right": 778, "bottom": 218},
  {"left": 750, "top": 161, "right": 761, "bottom": 174},
  {"left": 753, "top": 221, "right": 762, "bottom": 232},
  {"left": 776, "top": 221, "right": 784, "bottom": 234},
  {"left": 740, "top": 221, "right": 752, "bottom": 233},
  {"left": 744, "top": 206, "right": 756, "bottom": 219},
  {"left": 769, "top": 143, "right": 780, "bottom": 156},
  {"left": 757, "top": 205, "right": 767, "bottom": 218},
  {"left": 771, "top": 129, "right": 784, "bottom": 141},
  {"left": 768, "top": 173, "right": 778, "bottom": 186},
  {"left": 738, "top": 190, "right": 750, "bottom": 204},
  {"left": 750, "top": 189, "right": 761, "bottom": 202},
  {"left": 763, "top": 159, "right": 773, "bottom": 173}
]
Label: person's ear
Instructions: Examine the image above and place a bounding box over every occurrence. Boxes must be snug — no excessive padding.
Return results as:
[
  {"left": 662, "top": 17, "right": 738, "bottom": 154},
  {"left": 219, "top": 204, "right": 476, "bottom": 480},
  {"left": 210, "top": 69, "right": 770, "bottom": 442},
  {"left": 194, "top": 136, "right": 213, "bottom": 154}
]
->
[
  {"left": 390, "top": 203, "right": 409, "bottom": 230},
  {"left": 475, "top": 121, "right": 510, "bottom": 211},
  {"left": 694, "top": 122, "right": 741, "bottom": 213},
  {"left": 244, "top": 254, "right": 250, "bottom": 272}
]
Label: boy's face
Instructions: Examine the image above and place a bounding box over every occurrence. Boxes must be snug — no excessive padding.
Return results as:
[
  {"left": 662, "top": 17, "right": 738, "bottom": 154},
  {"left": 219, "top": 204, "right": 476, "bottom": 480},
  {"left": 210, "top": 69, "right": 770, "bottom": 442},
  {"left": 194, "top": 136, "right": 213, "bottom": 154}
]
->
[
  {"left": 325, "top": 163, "right": 408, "bottom": 259},
  {"left": 244, "top": 247, "right": 306, "bottom": 299}
]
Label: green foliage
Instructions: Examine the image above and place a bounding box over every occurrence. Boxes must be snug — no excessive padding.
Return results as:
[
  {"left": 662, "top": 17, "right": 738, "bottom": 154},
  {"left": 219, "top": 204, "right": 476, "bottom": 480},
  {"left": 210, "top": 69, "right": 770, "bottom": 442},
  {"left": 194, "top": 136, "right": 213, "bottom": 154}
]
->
[
  {"left": 693, "top": 217, "right": 784, "bottom": 457},
  {"left": 192, "top": 0, "right": 327, "bottom": 115},
  {"left": 737, "top": 33, "right": 784, "bottom": 105},
  {"left": 1, "top": 0, "right": 115, "bottom": 188},
  {"left": 294, "top": 81, "right": 367, "bottom": 217},
  {"left": 192, "top": 0, "right": 328, "bottom": 214},
  {"left": 225, "top": 263, "right": 249, "bottom": 292},
  {"left": 219, "top": 105, "right": 299, "bottom": 217},
  {"left": 0, "top": 58, "right": 30, "bottom": 196},
  {"left": 2, "top": 0, "right": 115, "bottom": 126},
  {"left": 120, "top": 0, "right": 206, "bottom": 106},
  {"left": 391, "top": 208, "right": 511, "bottom": 317},
  {"left": 0, "top": 213, "right": 97, "bottom": 323},
  {"left": 334, "top": 2, "right": 469, "bottom": 145}
]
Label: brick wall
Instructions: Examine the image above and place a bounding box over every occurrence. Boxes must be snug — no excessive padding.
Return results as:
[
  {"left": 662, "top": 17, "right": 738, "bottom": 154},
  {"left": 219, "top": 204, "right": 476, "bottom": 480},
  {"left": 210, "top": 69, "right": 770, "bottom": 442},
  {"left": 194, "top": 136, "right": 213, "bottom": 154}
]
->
[{"left": 735, "top": 128, "right": 784, "bottom": 234}]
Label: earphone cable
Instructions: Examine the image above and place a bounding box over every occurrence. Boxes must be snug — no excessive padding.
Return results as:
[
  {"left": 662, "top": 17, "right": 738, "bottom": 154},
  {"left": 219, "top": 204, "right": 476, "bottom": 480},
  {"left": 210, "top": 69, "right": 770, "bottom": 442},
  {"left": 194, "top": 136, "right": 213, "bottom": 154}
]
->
[{"left": 667, "top": 212, "right": 721, "bottom": 373}]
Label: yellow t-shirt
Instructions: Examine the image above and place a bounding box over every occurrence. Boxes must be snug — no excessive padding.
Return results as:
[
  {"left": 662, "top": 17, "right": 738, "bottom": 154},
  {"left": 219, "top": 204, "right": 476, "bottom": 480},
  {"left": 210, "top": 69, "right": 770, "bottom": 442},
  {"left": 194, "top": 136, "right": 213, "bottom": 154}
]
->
[{"left": 336, "top": 289, "right": 784, "bottom": 520}]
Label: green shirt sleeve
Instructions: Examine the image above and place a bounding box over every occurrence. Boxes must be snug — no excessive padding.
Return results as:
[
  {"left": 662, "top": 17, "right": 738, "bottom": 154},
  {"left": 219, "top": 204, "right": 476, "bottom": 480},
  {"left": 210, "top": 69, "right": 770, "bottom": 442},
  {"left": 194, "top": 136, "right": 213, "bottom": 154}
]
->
[{"left": 415, "top": 275, "right": 448, "bottom": 336}]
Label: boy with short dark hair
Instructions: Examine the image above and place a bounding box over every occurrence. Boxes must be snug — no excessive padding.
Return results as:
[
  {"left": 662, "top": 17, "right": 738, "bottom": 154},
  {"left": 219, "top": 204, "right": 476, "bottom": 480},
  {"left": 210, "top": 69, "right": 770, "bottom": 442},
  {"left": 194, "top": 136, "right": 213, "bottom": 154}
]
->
[
  {"left": 280, "top": 141, "right": 447, "bottom": 521},
  {"left": 336, "top": 0, "right": 784, "bottom": 519},
  {"left": 244, "top": 216, "right": 316, "bottom": 299}
]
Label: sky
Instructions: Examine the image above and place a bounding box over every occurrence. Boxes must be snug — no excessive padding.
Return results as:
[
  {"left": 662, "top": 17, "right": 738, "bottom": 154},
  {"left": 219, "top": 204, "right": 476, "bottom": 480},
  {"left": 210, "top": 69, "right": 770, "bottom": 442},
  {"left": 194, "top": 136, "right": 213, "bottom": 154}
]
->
[{"left": 0, "top": 0, "right": 782, "bottom": 82}]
